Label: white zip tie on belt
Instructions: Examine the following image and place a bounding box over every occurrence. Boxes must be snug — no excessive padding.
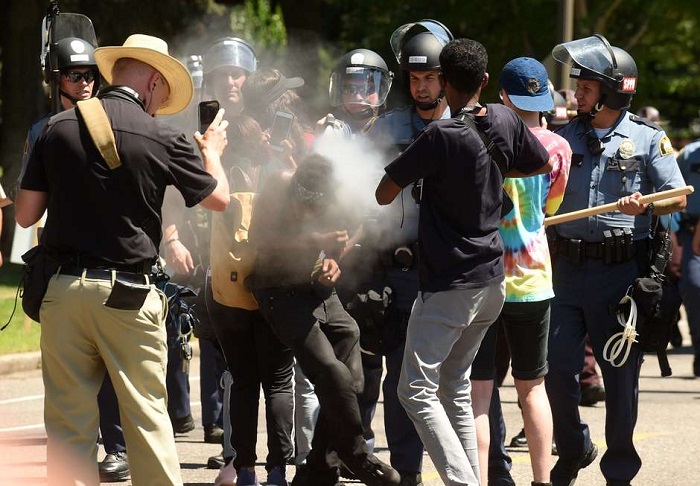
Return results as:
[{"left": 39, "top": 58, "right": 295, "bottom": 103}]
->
[{"left": 603, "top": 293, "right": 638, "bottom": 367}]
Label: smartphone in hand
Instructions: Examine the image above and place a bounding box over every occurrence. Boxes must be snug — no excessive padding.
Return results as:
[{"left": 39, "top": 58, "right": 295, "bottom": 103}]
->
[
  {"left": 198, "top": 100, "right": 220, "bottom": 134},
  {"left": 269, "top": 111, "right": 295, "bottom": 152}
]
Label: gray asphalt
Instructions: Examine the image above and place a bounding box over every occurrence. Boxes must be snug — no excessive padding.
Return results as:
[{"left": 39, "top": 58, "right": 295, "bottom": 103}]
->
[{"left": 1, "top": 324, "right": 699, "bottom": 486}]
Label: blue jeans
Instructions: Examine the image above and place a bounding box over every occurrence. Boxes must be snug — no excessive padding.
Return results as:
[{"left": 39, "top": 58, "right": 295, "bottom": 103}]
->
[
  {"left": 399, "top": 283, "right": 505, "bottom": 485},
  {"left": 198, "top": 337, "right": 225, "bottom": 429}
]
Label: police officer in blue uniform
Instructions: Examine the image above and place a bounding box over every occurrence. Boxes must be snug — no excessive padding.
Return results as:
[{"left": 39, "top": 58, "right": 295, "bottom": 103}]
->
[
  {"left": 546, "top": 35, "right": 686, "bottom": 486},
  {"left": 360, "top": 20, "right": 453, "bottom": 486},
  {"left": 674, "top": 141, "right": 700, "bottom": 376}
]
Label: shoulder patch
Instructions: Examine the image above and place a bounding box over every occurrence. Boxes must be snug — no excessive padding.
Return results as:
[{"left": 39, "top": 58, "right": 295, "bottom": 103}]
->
[
  {"left": 658, "top": 135, "right": 675, "bottom": 156},
  {"left": 629, "top": 113, "right": 661, "bottom": 131}
]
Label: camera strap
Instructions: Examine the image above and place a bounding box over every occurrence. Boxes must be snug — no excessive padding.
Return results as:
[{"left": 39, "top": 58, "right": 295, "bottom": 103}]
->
[{"left": 76, "top": 97, "right": 122, "bottom": 170}]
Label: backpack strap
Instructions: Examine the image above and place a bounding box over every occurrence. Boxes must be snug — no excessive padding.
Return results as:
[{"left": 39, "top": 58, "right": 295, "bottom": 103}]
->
[
  {"left": 456, "top": 112, "right": 508, "bottom": 175},
  {"left": 456, "top": 111, "right": 514, "bottom": 216},
  {"left": 76, "top": 98, "right": 122, "bottom": 170}
]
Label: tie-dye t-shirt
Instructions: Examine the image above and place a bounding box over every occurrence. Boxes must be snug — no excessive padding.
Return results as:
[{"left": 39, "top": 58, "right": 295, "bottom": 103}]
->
[{"left": 499, "top": 126, "right": 571, "bottom": 302}]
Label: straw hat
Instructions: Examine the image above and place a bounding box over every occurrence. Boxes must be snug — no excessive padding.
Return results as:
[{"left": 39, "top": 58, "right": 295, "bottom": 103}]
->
[{"left": 94, "top": 34, "right": 193, "bottom": 115}]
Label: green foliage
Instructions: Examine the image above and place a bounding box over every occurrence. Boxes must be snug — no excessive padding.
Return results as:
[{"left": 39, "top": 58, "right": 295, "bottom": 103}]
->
[{"left": 230, "top": 0, "right": 287, "bottom": 57}]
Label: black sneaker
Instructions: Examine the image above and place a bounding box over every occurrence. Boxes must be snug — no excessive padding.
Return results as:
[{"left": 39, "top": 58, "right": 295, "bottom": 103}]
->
[
  {"left": 98, "top": 451, "right": 130, "bottom": 482},
  {"left": 509, "top": 428, "right": 528, "bottom": 448},
  {"left": 204, "top": 424, "right": 224, "bottom": 444},
  {"left": 399, "top": 471, "right": 422, "bottom": 486},
  {"left": 551, "top": 443, "right": 598, "bottom": 486},
  {"left": 207, "top": 453, "right": 225, "bottom": 469},
  {"left": 291, "top": 464, "right": 341, "bottom": 486},
  {"left": 341, "top": 454, "right": 401, "bottom": 486},
  {"left": 172, "top": 413, "right": 195, "bottom": 434}
]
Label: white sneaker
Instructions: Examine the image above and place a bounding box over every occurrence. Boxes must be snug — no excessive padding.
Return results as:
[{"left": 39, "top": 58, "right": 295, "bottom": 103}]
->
[{"left": 214, "top": 461, "right": 237, "bottom": 486}]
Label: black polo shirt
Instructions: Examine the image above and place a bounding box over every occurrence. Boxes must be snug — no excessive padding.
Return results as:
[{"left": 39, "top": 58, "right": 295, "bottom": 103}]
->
[
  {"left": 22, "top": 94, "right": 217, "bottom": 266},
  {"left": 385, "top": 103, "right": 549, "bottom": 292}
]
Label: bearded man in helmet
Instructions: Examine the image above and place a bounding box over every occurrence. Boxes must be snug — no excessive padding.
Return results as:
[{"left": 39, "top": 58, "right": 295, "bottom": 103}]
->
[{"left": 545, "top": 35, "right": 686, "bottom": 486}]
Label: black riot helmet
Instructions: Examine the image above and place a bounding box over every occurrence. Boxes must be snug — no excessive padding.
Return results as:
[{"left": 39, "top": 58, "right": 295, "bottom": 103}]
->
[
  {"left": 390, "top": 20, "right": 452, "bottom": 110},
  {"left": 329, "top": 49, "right": 393, "bottom": 120},
  {"left": 552, "top": 34, "right": 638, "bottom": 112},
  {"left": 391, "top": 19, "right": 453, "bottom": 71},
  {"left": 51, "top": 37, "right": 100, "bottom": 99},
  {"left": 54, "top": 37, "right": 97, "bottom": 70},
  {"left": 397, "top": 32, "right": 445, "bottom": 71}
]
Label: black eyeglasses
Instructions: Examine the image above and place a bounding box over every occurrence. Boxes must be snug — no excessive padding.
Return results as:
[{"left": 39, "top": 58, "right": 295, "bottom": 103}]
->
[{"left": 63, "top": 71, "right": 97, "bottom": 83}]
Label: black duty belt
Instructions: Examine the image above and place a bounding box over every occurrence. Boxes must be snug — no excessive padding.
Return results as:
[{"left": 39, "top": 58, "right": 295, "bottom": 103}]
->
[
  {"left": 59, "top": 265, "right": 150, "bottom": 285},
  {"left": 554, "top": 239, "right": 607, "bottom": 259},
  {"left": 553, "top": 236, "right": 645, "bottom": 265}
]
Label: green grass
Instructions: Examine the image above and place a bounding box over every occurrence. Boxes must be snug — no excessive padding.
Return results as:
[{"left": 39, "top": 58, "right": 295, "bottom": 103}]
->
[{"left": 0, "top": 263, "right": 41, "bottom": 355}]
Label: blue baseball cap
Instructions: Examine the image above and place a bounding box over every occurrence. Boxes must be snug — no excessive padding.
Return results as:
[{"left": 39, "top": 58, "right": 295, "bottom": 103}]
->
[{"left": 499, "top": 57, "right": 553, "bottom": 112}]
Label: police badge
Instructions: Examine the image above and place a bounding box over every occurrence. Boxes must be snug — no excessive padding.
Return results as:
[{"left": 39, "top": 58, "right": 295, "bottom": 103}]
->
[{"left": 618, "top": 139, "right": 635, "bottom": 159}]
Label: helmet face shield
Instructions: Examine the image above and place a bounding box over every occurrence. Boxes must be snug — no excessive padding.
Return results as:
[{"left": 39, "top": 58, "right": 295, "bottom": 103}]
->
[
  {"left": 329, "top": 66, "right": 392, "bottom": 108},
  {"left": 552, "top": 34, "right": 638, "bottom": 110},
  {"left": 552, "top": 36, "right": 619, "bottom": 85},
  {"left": 390, "top": 19, "right": 453, "bottom": 64},
  {"left": 204, "top": 38, "right": 257, "bottom": 75}
]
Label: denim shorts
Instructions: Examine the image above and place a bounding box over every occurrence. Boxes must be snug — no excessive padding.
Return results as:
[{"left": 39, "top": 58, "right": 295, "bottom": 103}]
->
[{"left": 471, "top": 299, "right": 550, "bottom": 381}]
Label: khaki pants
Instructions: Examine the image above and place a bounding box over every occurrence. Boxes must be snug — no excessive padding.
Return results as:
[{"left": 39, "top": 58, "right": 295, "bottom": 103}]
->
[{"left": 40, "top": 272, "right": 182, "bottom": 486}]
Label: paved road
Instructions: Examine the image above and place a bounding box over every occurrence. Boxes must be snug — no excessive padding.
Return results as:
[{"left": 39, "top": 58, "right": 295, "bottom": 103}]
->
[{"left": 1, "top": 337, "right": 699, "bottom": 485}]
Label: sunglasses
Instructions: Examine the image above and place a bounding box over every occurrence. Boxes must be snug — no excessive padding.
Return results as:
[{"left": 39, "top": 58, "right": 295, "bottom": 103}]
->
[{"left": 63, "top": 71, "right": 97, "bottom": 83}]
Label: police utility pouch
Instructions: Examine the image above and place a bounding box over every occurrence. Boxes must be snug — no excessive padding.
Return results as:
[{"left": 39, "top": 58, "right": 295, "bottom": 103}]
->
[
  {"left": 104, "top": 279, "right": 151, "bottom": 311},
  {"left": 21, "top": 245, "right": 65, "bottom": 323},
  {"left": 625, "top": 275, "right": 681, "bottom": 377}
]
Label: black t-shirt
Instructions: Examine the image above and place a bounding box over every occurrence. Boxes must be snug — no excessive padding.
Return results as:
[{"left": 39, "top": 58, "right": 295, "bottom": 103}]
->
[
  {"left": 21, "top": 94, "right": 217, "bottom": 265},
  {"left": 385, "top": 103, "right": 549, "bottom": 292}
]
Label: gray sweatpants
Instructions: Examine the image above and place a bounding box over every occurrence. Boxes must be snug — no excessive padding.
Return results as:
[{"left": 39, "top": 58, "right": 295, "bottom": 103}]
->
[{"left": 398, "top": 282, "right": 505, "bottom": 485}]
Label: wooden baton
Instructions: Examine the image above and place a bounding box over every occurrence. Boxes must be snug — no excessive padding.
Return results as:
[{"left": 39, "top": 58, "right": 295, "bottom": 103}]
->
[{"left": 544, "top": 185, "right": 694, "bottom": 227}]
